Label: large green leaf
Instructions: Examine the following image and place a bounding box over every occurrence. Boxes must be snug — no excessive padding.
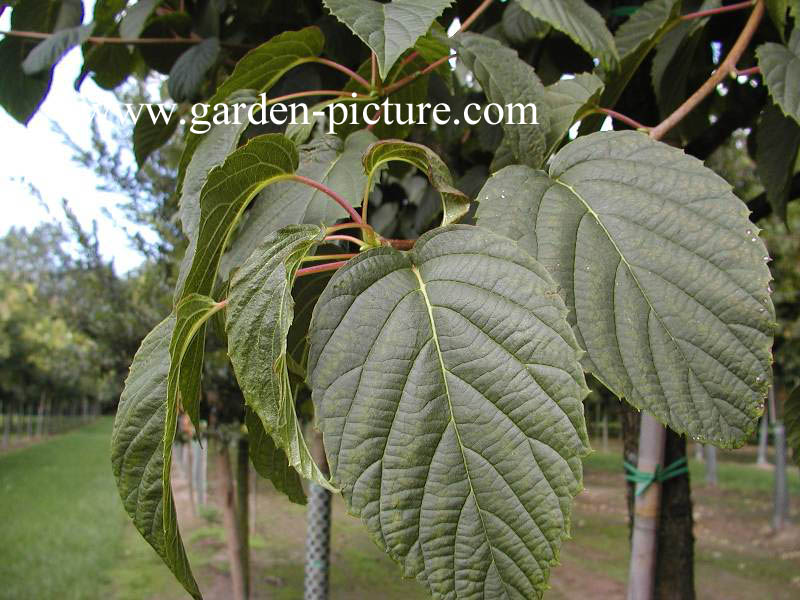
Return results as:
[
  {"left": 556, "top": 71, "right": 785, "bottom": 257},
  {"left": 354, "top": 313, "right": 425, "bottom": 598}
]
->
[
  {"left": 542, "top": 73, "right": 604, "bottom": 156},
  {"left": 178, "top": 134, "right": 299, "bottom": 300},
  {"left": 220, "top": 130, "right": 377, "bottom": 279},
  {"left": 517, "top": 0, "right": 618, "bottom": 69},
  {"left": 362, "top": 140, "right": 471, "bottom": 226},
  {"left": 502, "top": 1, "right": 551, "bottom": 46},
  {"left": 476, "top": 131, "right": 775, "bottom": 448},
  {"left": 75, "top": 0, "right": 133, "bottom": 90},
  {"left": 757, "top": 29, "right": 800, "bottom": 125},
  {"left": 765, "top": 0, "right": 796, "bottom": 41},
  {"left": 111, "top": 316, "right": 201, "bottom": 599},
  {"left": 322, "top": 0, "right": 452, "bottom": 79},
  {"left": 455, "top": 32, "right": 550, "bottom": 168},
  {"left": 246, "top": 408, "right": 307, "bottom": 504},
  {"left": 756, "top": 104, "right": 800, "bottom": 221},
  {"left": 226, "top": 225, "right": 334, "bottom": 490},
  {"left": 174, "top": 94, "right": 257, "bottom": 298},
  {"left": 177, "top": 27, "right": 325, "bottom": 192},
  {"left": 162, "top": 294, "right": 226, "bottom": 585},
  {"left": 308, "top": 225, "right": 589, "bottom": 599},
  {"left": 168, "top": 37, "right": 221, "bottom": 103}
]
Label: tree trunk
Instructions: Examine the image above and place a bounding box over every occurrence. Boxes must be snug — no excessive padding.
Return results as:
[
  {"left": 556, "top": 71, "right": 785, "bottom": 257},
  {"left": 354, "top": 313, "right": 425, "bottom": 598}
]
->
[
  {"left": 756, "top": 414, "right": 769, "bottom": 465},
  {"left": 304, "top": 430, "right": 331, "bottom": 600},
  {"left": 217, "top": 441, "right": 247, "bottom": 600},
  {"left": 36, "top": 397, "right": 44, "bottom": 437},
  {"left": 773, "top": 422, "right": 790, "bottom": 530},
  {"left": 622, "top": 404, "right": 696, "bottom": 600},
  {"left": 1, "top": 401, "right": 8, "bottom": 448},
  {"left": 27, "top": 403, "right": 33, "bottom": 438},
  {"left": 704, "top": 446, "right": 718, "bottom": 486},
  {"left": 236, "top": 437, "right": 250, "bottom": 599},
  {"left": 601, "top": 400, "right": 609, "bottom": 453},
  {"left": 627, "top": 414, "right": 667, "bottom": 600}
]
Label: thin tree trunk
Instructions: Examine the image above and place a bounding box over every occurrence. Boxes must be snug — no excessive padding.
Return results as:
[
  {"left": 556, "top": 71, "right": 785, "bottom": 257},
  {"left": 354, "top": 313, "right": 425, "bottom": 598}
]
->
[
  {"left": 756, "top": 414, "right": 769, "bottom": 465},
  {"left": 601, "top": 400, "right": 609, "bottom": 453},
  {"left": 627, "top": 414, "right": 667, "bottom": 600},
  {"left": 654, "top": 432, "right": 695, "bottom": 600},
  {"left": 27, "top": 403, "right": 33, "bottom": 438},
  {"left": 622, "top": 405, "right": 696, "bottom": 600},
  {"left": 704, "top": 446, "right": 718, "bottom": 486},
  {"left": 36, "top": 397, "right": 44, "bottom": 437},
  {"left": 1, "top": 401, "right": 8, "bottom": 448},
  {"left": 304, "top": 430, "right": 331, "bottom": 600},
  {"left": 186, "top": 441, "right": 197, "bottom": 516},
  {"left": 236, "top": 436, "right": 250, "bottom": 599},
  {"left": 773, "top": 422, "right": 790, "bottom": 530},
  {"left": 217, "top": 441, "right": 247, "bottom": 600}
]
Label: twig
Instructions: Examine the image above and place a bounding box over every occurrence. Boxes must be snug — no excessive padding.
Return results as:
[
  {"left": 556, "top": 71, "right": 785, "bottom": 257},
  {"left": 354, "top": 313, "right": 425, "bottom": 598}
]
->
[
  {"left": 300, "top": 253, "right": 358, "bottom": 262},
  {"left": 289, "top": 175, "right": 363, "bottom": 224},
  {"left": 311, "top": 57, "right": 371, "bottom": 90},
  {"left": 325, "top": 234, "right": 368, "bottom": 248},
  {"left": 0, "top": 29, "right": 252, "bottom": 49},
  {"left": 296, "top": 261, "right": 349, "bottom": 278},
  {"left": 733, "top": 65, "right": 761, "bottom": 77},
  {"left": 381, "top": 55, "right": 450, "bottom": 96},
  {"left": 650, "top": 0, "right": 764, "bottom": 141},
  {"left": 681, "top": 0, "right": 755, "bottom": 20},
  {"left": 597, "top": 108, "right": 651, "bottom": 131}
]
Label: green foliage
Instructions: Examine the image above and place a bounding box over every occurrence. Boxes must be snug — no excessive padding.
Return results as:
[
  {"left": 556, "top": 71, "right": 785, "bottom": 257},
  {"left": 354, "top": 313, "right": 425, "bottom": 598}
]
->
[
  {"left": 757, "top": 27, "right": 800, "bottom": 125},
  {"left": 308, "top": 225, "right": 589, "bottom": 598},
  {"left": 323, "top": 0, "right": 452, "bottom": 78},
  {"left": 362, "top": 139, "right": 470, "bottom": 225},
  {"left": 4, "top": 0, "right": 797, "bottom": 597},
  {"left": 476, "top": 131, "right": 774, "bottom": 447}
]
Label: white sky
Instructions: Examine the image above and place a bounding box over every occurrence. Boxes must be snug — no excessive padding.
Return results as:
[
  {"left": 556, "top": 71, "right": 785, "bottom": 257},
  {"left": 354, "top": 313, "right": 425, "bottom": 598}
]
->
[{"left": 0, "top": 3, "right": 148, "bottom": 274}]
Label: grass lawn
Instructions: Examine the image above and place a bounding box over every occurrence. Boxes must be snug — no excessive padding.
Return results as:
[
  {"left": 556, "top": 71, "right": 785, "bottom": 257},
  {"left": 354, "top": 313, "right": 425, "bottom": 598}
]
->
[
  {"left": 0, "top": 417, "right": 183, "bottom": 600},
  {"left": 1, "top": 420, "right": 798, "bottom": 599}
]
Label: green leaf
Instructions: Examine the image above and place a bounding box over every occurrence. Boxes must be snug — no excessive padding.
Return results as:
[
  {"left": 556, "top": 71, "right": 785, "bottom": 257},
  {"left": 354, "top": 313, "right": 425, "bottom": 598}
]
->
[
  {"left": 502, "top": 1, "right": 551, "bottom": 46},
  {"left": 111, "top": 316, "right": 201, "bottom": 600},
  {"left": 757, "top": 29, "right": 800, "bottom": 125},
  {"left": 119, "top": 0, "right": 161, "bottom": 40},
  {"left": 226, "top": 225, "right": 335, "bottom": 490},
  {"left": 786, "top": 386, "right": 800, "bottom": 466},
  {"left": 178, "top": 134, "right": 299, "bottom": 300},
  {"left": 175, "top": 94, "right": 257, "bottom": 298},
  {"left": 413, "top": 23, "right": 453, "bottom": 92},
  {"left": 362, "top": 139, "right": 471, "bottom": 226},
  {"left": 178, "top": 27, "right": 325, "bottom": 193},
  {"left": 766, "top": 0, "right": 793, "bottom": 41},
  {"left": 221, "top": 130, "right": 377, "bottom": 278},
  {"left": 308, "top": 225, "right": 589, "bottom": 599},
  {"left": 651, "top": 1, "right": 718, "bottom": 123},
  {"left": 517, "top": 0, "right": 618, "bottom": 69},
  {"left": 132, "top": 107, "right": 180, "bottom": 168},
  {"left": 0, "top": 0, "right": 62, "bottom": 124},
  {"left": 322, "top": 0, "right": 453, "bottom": 79},
  {"left": 455, "top": 32, "right": 550, "bottom": 168},
  {"left": 542, "top": 72, "right": 604, "bottom": 156},
  {"left": 162, "top": 295, "right": 226, "bottom": 588},
  {"left": 582, "top": 0, "right": 682, "bottom": 134},
  {"left": 75, "top": 0, "right": 133, "bottom": 90},
  {"left": 168, "top": 37, "right": 220, "bottom": 102},
  {"left": 476, "top": 131, "right": 775, "bottom": 448},
  {"left": 756, "top": 103, "right": 800, "bottom": 221},
  {"left": 246, "top": 407, "right": 307, "bottom": 504},
  {"left": 21, "top": 23, "right": 93, "bottom": 74}
]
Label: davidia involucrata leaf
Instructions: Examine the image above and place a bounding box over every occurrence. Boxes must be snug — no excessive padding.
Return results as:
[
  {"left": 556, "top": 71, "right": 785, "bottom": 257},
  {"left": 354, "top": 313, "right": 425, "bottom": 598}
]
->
[
  {"left": 322, "top": 0, "right": 452, "bottom": 79},
  {"left": 757, "top": 28, "right": 800, "bottom": 125},
  {"left": 246, "top": 407, "right": 307, "bottom": 504},
  {"left": 227, "top": 225, "right": 335, "bottom": 491},
  {"left": 454, "top": 33, "right": 551, "bottom": 168},
  {"left": 111, "top": 316, "right": 201, "bottom": 600},
  {"left": 309, "top": 225, "right": 590, "bottom": 599},
  {"left": 178, "top": 27, "right": 324, "bottom": 191},
  {"left": 476, "top": 131, "right": 775, "bottom": 448},
  {"left": 516, "top": 0, "right": 618, "bottom": 69},
  {"left": 362, "top": 140, "right": 471, "bottom": 226},
  {"left": 163, "top": 295, "right": 226, "bottom": 586}
]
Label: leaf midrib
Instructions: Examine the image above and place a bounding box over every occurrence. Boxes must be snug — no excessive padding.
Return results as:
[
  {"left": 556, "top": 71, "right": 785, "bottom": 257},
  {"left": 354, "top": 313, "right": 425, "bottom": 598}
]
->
[{"left": 410, "top": 264, "right": 513, "bottom": 599}]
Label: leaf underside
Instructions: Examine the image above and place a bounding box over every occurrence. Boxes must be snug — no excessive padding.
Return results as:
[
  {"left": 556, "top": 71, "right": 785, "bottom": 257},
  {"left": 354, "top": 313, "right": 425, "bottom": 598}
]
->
[
  {"left": 309, "top": 225, "right": 589, "bottom": 600},
  {"left": 757, "top": 29, "right": 800, "bottom": 125},
  {"left": 476, "top": 130, "right": 775, "bottom": 448}
]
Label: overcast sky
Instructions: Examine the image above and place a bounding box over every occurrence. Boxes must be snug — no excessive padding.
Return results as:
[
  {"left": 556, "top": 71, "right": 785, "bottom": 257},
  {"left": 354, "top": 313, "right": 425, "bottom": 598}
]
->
[{"left": 0, "top": 4, "right": 148, "bottom": 274}]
